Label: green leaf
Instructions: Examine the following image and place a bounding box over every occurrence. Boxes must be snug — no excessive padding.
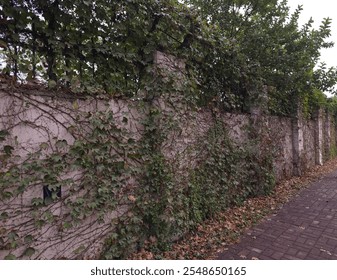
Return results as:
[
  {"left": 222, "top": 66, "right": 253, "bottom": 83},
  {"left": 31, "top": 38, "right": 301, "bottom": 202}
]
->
[
  {"left": 31, "top": 197, "right": 44, "bottom": 206},
  {"left": 48, "top": 80, "right": 57, "bottom": 89},
  {"left": 26, "top": 70, "right": 34, "bottom": 81},
  {"left": 72, "top": 100, "right": 79, "bottom": 110},
  {"left": 3, "top": 145, "right": 14, "bottom": 155},
  {"left": 50, "top": 154, "right": 62, "bottom": 162},
  {"left": 2, "top": 191, "right": 13, "bottom": 199},
  {"left": 10, "top": 241, "right": 17, "bottom": 249},
  {"left": 63, "top": 222, "right": 72, "bottom": 229},
  {"left": 35, "top": 219, "right": 45, "bottom": 228},
  {"left": 39, "top": 142, "right": 49, "bottom": 150},
  {"left": 4, "top": 254, "right": 16, "bottom": 260},
  {"left": 8, "top": 231, "right": 18, "bottom": 240},
  {"left": 23, "top": 247, "right": 36, "bottom": 257},
  {"left": 0, "top": 40, "right": 7, "bottom": 48},
  {"left": 83, "top": 0, "right": 92, "bottom": 6},
  {"left": 0, "top": 212, "right": 9, "bottom": 220},
  {"left": 55, "top": 139, "right": 68, "bottom": 149},
  {"left": 24, "top": 235, "right": 34, "bottom": 244},
  {"left": 0, "top": 130, "right": 9, "bottom": 142}
]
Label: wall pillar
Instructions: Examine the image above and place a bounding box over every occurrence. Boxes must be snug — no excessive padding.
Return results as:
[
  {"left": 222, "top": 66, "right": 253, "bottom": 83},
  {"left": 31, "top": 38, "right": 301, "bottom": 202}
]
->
[
  {"left": 314, "top": 108, "right": 323, "bottom": 165},
  {"left": 292, "top": 107, "right": 304, "bottom": 176},
  {"left": 325, "top": 111, "right": 331, "bottom": 159}
]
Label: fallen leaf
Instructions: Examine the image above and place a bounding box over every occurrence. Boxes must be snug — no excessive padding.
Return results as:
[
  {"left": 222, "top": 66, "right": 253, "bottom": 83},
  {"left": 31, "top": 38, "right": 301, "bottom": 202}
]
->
[{"left": 128, "top": 157, "right": 337, "bottom": 260}]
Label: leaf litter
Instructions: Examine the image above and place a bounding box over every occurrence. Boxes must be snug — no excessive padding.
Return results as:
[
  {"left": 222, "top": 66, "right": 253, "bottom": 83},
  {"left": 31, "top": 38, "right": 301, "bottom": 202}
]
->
[{"left": 129, "top": 158, "right": 337, "bottom": 260}]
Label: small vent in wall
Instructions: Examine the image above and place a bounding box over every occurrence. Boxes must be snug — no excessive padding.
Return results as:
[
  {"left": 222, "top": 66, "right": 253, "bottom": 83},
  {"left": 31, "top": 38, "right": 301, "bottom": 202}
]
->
[{"left": 43, "top": 185, "right": 61, "bottom": 204}]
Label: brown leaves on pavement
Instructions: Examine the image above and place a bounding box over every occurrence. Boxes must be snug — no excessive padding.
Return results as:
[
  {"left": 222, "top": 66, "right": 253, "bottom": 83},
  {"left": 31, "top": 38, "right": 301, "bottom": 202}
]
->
[{"left": 129, "top": 158, "right": 337, "bottom": 260}]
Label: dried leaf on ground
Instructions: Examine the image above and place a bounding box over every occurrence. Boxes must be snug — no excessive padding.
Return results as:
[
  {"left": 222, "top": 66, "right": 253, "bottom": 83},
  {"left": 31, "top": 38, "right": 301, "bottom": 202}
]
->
[{"left": 129, "top": 158, "right": 337, "bottom": 260}]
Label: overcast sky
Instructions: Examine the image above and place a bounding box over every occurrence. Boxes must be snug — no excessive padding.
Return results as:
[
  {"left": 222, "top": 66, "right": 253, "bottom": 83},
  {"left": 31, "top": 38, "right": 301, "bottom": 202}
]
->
[{"left": 287, "top": 0, "right": 337, "bottom": 69}]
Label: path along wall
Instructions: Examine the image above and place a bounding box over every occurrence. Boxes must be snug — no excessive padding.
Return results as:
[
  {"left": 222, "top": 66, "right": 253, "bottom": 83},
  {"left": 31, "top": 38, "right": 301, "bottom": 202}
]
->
[{"left": 0, "top": 87, "right": 336, "bottom": 259}]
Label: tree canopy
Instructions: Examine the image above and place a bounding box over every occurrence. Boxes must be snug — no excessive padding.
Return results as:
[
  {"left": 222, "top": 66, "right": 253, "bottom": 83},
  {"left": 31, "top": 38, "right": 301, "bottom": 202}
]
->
[
  {"left": 186, "top": 0, "right": 337, "bottom": 115},
  {"left": 1, "top": 0, "right": 337, "bottom": 116}
]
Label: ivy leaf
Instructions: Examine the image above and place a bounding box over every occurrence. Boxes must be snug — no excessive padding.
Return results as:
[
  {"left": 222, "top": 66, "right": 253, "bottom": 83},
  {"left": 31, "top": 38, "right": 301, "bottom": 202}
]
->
[
  {"left": 48, "top": 80, "right": 57, "bottom": 88},
  {"left": 63, "top": 222, "right": 72, "bottom": 229},
  {"left": 4, "top": 254, "right": 17, "bottom": 260},
  {"left": 72, "top": 100, "right": 79, "bottom": 110},
  {"left": 23, "top": 247, "right": 36, "bottom": 257},
  {"left": 2, "top": 191, "right": 13, "bottom": 199},
  {"left": 8, "top": 231, "right": 18, "bottom": 240},
  {"left": 24, "top": 235, "right": 34, "bottom": 244},
  {"left": 35, "top": 220, "right": 45, "bottom": 228},
  {"left": 0, "top": 212, "right": 9, "bottom": 220},
  {"left": 0, "top": 130, "right": 9, "bottom": 142},
  {"left": 55, "top": 139, "right": 68, "bottom": 149},
  {"left": 31, "top": 197, "right": 44, "bottom": 206},
  {"left": 40, "top": 142, "right": 49, "bottom": 150},
  {"left": 3, "top": 145, "right": 14, "bottom": 155}
]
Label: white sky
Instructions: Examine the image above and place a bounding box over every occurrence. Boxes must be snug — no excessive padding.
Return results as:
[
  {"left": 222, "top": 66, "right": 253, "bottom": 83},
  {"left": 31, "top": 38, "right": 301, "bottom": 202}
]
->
[{"left": 287, "top": 0, "right": 337, "bottom": 69}]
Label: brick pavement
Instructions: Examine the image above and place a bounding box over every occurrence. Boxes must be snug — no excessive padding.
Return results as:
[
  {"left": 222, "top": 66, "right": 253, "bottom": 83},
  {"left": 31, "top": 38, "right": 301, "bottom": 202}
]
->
[{"left": 218, "top": 169, "right": 337, "bottom": 260}]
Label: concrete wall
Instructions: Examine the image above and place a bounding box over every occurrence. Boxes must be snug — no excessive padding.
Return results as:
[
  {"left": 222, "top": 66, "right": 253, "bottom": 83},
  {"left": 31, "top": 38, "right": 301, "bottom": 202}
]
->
[
  {"left": 269, "top": 116, "right": 294, "bottom": 181},
  {"left": 302, "top": 119, "right": 316, "bottom": 170},
  {"left": 0, "top": 88, "right": 336, "bottom": 259},
  {"left": 0, "top": 90, "right": 141, "bottom": 259}
]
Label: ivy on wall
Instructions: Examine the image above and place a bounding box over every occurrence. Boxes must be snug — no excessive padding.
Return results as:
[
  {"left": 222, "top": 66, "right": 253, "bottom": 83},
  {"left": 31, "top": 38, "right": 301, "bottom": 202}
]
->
[
  {"left": 0, "top": 106, "right": 139, "bottom": 259},
  {"left": 1, "top": 0, "right": 337, "bottom": 259},
  {"left": 0, "top": 90, "right": 278, "bottom": 259}
]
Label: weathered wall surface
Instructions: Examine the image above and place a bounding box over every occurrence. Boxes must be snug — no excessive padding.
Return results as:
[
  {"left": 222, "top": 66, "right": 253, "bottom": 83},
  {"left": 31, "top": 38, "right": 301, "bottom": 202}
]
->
[
  {"left": 0, "top": 90, "right": 142, "bottom": 259},
  {"left": 302, "top": 120, "right": 316, "bottom": 170},
  {"left": 269, "top": 116, "right": 294, "bottom": 181},
  {"left": 0, "top": 89, "right": 336, "bottom": 259}
]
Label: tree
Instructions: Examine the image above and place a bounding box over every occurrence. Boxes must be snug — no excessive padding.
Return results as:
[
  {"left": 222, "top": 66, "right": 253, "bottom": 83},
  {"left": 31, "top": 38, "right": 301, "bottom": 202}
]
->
[
  {"left": 1, "top": 0, "right": 337, "bottom": 116},
  {"left": 0, "top": 0, "right": 200, "bottom": 94},
  {"left": 186, "top": 0, "right": 337, "bottom": 115}
]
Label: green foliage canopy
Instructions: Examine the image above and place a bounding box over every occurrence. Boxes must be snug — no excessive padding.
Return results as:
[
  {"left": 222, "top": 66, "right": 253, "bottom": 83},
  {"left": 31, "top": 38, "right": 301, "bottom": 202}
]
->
[
  {"left": 186, "top": 0, "right": 337, "bottom": 115},
  {"left": 1, "top": 0, "right": 337, "bottom": 115}
]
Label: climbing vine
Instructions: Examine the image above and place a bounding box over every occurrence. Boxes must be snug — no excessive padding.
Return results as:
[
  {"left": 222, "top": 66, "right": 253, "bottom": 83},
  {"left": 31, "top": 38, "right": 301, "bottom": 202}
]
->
[
  {"left": 0, "top": 102, "right": 140, "bottom": 259},
  {"left": 1, "top": 0, "right": 337, "bottom": 260},
  {"left": 0, "top": 82, "right": 332, "bottom": 260}
]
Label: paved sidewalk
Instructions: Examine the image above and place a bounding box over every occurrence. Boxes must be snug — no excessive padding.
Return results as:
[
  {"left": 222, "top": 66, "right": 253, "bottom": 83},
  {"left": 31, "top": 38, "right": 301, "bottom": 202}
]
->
[{"left": 218, "top": 169, "right": 337, "bottom": 260}]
